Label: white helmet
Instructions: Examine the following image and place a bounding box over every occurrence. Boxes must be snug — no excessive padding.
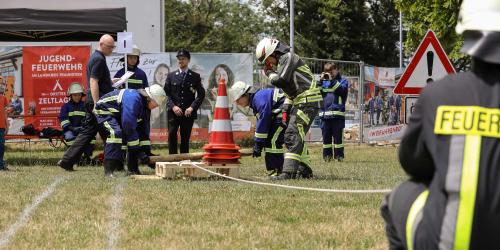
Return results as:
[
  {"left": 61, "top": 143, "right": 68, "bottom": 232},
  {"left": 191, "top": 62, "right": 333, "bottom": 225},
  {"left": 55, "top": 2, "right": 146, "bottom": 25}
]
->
[
  {"left": 255, "top": 38, "right": 279, "bottom": 63},
  {"left": 129, "top": 45, "right": 141, "bottom": 56},
  {"left": 67, "top": 82, "right": 85, "bottom": 96},
  {"left": 145, "top": 84, "right": 167, "bottom": 105},
  {"left": 230, "top": 81, "right": 251, "bottom": 102},
  {"left": 456, "top": 0, "right": 500, "bottom": 34}
]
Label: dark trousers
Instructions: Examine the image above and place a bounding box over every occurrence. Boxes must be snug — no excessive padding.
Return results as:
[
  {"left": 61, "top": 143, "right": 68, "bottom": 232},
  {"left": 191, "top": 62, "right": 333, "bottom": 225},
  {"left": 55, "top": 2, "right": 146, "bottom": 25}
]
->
[
  {"left": 60, "top": 105, "right": 105, "bottom": 168},
  {"left": 168, "top": 113, "right": 194, "bottom": 154},
  {"left": 321, "top": 118, "right": 345, "bottom": 159},
  {"left": 283, "top": 104, "right": 319, "bottom": 173},
  {"left": 381, "top": 180, "right": 428, "bottom": 250},
  {"left": 264, "top": 122, "right": 285, "bottom": 172}
]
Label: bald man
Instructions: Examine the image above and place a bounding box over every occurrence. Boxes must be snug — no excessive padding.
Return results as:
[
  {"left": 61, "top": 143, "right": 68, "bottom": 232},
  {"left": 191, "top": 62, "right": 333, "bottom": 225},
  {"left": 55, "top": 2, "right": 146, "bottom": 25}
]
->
[{"left": 58, "top": 34, "right": 116, "bottom": 171}]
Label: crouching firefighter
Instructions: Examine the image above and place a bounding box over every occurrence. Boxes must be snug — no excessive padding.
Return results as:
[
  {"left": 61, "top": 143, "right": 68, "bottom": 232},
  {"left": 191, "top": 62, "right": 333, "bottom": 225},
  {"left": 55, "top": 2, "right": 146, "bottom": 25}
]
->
[
  {"left": 113, "top": 45, "right": 156, "bottom": 159},
  {"left": 94, "top": 85, "right": 166, "bottom": 177},
  {"left": 381, "top": 1, "right": 500, "bottom": 249},
  {"left": 230, "top": 81, "right": 286, "bottom": 176},
  {"left": 59, "top": 82, "right": 95, "bottom": 165},
  {"left": 255, "top": 38, "right": 322, "bottom": 180},
  {"left": 319, "top": 63, "right": 348, "bottom": 162}
]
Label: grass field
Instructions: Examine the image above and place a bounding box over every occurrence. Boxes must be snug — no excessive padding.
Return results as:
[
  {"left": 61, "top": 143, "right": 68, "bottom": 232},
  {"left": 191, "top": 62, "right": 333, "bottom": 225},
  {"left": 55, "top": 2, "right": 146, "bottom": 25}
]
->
[{"left": 0, "top": 142, "right": 407, "bottom": 249}]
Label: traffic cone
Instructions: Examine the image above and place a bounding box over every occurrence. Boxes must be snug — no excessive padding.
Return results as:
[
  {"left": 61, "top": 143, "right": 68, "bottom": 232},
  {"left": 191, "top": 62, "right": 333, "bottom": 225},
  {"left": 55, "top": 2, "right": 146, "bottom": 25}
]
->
[{"left": 203, "top": 78, "right": 241, "bottom": 164}]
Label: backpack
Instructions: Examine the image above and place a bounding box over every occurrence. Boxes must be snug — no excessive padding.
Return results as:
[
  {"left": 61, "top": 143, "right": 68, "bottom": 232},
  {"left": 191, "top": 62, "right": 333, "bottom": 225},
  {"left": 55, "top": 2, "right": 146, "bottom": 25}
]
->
[
  {"left": 39, "top": 127, "right": 63, "bottom": 138},
  {"left": 22, "top": 123, "right": 40, "bottom": 136}
]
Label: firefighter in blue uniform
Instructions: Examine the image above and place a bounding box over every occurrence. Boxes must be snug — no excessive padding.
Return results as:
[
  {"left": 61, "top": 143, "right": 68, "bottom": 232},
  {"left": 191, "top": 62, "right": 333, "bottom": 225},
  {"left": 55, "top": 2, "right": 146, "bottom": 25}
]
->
[
  {"left": 230, "top": 81, "right": 286, "bottom": 176},
  {"left": 94, "top": 85, "right": 166, "bottom": 177},
  {"left": 59, "top": 83, "right": 95, "bottom": 165},
  {"left": 113, "top": 45, "right": 155, "bottom": 159},
  {"left": 319, "top": 63, "right": 348, "bottom": 162}
]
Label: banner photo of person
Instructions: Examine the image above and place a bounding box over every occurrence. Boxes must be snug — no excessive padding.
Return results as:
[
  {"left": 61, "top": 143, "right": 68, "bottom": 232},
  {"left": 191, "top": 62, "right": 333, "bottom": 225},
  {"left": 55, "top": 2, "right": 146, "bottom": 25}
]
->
[
  {"left": 363, "top": 65, "right": 407, "bottom": 141},
  {"left": 106, "top": 52, "right": 254, "bottom": 143}
]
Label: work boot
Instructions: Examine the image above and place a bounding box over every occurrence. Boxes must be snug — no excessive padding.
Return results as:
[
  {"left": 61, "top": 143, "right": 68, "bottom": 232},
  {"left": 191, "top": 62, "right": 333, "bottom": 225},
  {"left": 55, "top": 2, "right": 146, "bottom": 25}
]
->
[
  {"left": 104, "top": 160, "right": 118, "bottom": 178},
  {"left": 0, "top": 164, "right": 8, "bottom": 171},
  {"left": 267, "top": 169, "right": 279, "bottom": 177},
  {"left": 269, "top": 172, "right": 296, "bottom": 180},
  {"left": 337, "top": 156, "right": 344, "bottom": 162},
  {"left": 57, "top": 160, "right": 74, "bottom": 171},
  {"left": 323, "top": 155, "right": 333, "bottom": 162},
  {"left": 78, "top": 156, "right": 91, "bottom": 166},
  {"left": 127, "top": 150, "right": 142, "bottom": 175},
  {"left": 298, "top": 166, "right": 314, "bottom": 179}
]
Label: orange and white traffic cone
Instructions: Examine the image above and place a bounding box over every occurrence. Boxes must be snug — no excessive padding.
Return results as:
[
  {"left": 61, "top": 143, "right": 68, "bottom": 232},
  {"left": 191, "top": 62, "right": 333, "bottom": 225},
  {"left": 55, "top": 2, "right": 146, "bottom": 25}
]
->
[{"left": 203, "top": 78, "right": 241, "bottom": 164}]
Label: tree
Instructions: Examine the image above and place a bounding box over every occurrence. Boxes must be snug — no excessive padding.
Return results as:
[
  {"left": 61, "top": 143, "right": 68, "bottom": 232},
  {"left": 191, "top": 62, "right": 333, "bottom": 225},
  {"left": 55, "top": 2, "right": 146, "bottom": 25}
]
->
[
  {"left": 165, "top": 0, "right": 265, "bottom": 53},
  {"left": 395, "top": 0, "right": 469, "bottom": 71},
  {"left": 260, "top": 0, "right": 400, "bottom": 67}
]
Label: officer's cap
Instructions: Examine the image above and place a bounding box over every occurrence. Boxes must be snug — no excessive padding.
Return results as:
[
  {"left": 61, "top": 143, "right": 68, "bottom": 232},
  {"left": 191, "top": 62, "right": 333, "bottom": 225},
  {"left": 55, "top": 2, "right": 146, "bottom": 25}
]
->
[{"left": 176, "top": 49, "right": 191, "bottom": 59}]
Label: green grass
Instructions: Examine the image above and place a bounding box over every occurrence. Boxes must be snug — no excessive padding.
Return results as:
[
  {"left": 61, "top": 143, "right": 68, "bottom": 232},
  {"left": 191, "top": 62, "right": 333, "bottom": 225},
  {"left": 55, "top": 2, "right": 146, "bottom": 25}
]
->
[{"left": 0, "top": 142, "right": 407, "bottom": 249}]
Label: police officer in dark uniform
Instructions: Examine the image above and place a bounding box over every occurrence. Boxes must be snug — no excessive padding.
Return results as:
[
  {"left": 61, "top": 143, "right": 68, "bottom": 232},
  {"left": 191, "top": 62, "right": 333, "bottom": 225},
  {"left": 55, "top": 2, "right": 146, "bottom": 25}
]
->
[
  {"left": 381, "top": 1, "right": 500, "bottom": 249},
  {"left": 164, "top": 49, "right": 205, "bottom": 154}
]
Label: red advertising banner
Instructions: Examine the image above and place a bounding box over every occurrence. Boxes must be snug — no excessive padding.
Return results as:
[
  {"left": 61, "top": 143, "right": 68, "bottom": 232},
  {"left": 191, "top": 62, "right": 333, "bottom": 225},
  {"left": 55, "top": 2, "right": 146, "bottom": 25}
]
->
[{"left": 22, "top": 46, "right": 90, "bottom": 128}]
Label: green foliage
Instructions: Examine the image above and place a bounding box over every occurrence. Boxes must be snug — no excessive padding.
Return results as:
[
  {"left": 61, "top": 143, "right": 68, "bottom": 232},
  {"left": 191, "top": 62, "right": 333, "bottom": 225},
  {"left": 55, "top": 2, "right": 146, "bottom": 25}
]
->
[
  {"left": 261, "top": 0, "right": 401, "bottom": 66},
  {"left": 165, "top": 0, "right": 265, "bottom": 53},
  {"left": 395, "top": 0, "right": 470, "bottom": 70}
]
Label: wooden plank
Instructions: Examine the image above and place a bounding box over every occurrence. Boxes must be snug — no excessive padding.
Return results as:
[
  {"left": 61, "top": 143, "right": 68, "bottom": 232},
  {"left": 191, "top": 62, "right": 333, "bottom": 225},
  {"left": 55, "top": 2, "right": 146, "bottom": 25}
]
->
[{"left": 154, "top": 161, "right": 240, "bottom": 178}]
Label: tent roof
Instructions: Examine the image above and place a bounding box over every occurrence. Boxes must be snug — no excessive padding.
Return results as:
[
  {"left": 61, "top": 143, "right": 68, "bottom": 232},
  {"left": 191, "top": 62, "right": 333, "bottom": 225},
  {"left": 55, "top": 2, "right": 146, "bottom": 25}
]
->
[{"left": 0, "top": 8, "right": 126, "bottom": 41}]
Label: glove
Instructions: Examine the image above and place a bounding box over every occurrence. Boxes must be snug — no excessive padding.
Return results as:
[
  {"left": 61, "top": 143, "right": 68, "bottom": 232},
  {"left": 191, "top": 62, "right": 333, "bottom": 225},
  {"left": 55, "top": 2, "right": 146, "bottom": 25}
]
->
[
  {"left": 252, "top": 143, "right": 263, "bottom": 158},
  {"left": 282, "top": 112, "right": 288, "bottom": 124}
]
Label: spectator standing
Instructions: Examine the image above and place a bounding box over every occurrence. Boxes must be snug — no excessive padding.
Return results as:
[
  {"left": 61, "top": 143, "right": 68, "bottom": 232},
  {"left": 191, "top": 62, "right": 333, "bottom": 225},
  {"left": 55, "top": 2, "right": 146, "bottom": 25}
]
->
[
  {"left": 164, "top": 49, "right": 205, "bottom": 154},
  {"left": 0, "top": 82, "right": 9, "bottom": 171}
]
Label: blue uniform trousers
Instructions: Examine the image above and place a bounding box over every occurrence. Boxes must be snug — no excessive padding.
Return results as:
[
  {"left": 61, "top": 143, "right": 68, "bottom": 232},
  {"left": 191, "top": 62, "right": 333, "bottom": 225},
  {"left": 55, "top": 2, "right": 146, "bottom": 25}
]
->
[
  {"left": 97, "top": 115, "right": 124, "bottom": 161},
  {"left": 263, "top": 122, "right": 285, "bottom": 172},
  {"left": 321, "top": 118, "right": 344, "bottom": 160}
]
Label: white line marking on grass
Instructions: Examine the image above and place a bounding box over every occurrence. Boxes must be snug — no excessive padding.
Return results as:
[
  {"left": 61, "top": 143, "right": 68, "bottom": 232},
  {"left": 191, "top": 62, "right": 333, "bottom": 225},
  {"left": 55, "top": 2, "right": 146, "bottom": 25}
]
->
[
  {"left": 0, "top": 177, "right": 65, "bottom": 249},
  {"left": 188, "top": 162, "right": 391, "bottom": 193},
  {"left": 107, "top": 180, "right": 126, "bottom": 250}
]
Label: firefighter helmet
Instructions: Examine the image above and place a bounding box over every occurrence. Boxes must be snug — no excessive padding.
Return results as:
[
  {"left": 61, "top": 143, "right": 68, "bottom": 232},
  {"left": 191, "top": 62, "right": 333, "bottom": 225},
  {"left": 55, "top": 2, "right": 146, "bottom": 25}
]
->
[
  {"left": 230, "top": 81, "right": 252, "bottom": 103},
  {"left": 129, "top": 45, "right": 141, "bottom": 56},
  {"left": 456, "top": 0, "right": 500, "bottom": 34},
  {"left": 67, "top": 82, "right": 85, "bottom": 96},
  {"left": 145, "top": 84, "right": 167, "bottom": 105},
  {"left": 255, "top": 38, "right": 280, "bottom": 63}
]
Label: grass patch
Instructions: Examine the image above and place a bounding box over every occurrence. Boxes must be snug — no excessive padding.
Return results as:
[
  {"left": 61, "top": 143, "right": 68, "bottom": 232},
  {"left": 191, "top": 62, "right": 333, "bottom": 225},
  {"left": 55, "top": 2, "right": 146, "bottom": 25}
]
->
[{"left": 0, "top": 144, "right": 406, "bottom": 249}]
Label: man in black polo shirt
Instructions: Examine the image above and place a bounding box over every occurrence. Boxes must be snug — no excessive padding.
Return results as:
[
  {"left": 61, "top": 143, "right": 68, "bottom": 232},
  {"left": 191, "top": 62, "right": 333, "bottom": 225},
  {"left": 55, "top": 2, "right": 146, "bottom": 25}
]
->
[
  {"left": 164, "top": 49, "right": 205, "bottom": 154},
  {"left": 58, "top": 34, "right": 115, "bottom": 172}
]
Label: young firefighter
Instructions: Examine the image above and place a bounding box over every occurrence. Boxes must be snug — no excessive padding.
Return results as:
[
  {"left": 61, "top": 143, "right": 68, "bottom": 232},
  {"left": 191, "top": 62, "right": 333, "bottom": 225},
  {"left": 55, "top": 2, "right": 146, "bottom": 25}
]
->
[
  {"left": 94, "top": 85, "right": 166, "bottom": 177},
  {"left": 255, "top": 38, "right": 322, "bottom": 180},
  {"left": 229, "top": 81, "right": 286, "bottom": 176},
  {"left": 113, "top": 45, "right": 156, "bottom": 159},
  {"left": 59, "top": 83, "right": 95, "bottom": 165},
  {"left": 319, "top": 63, "right": 348, "bottom": 162}
]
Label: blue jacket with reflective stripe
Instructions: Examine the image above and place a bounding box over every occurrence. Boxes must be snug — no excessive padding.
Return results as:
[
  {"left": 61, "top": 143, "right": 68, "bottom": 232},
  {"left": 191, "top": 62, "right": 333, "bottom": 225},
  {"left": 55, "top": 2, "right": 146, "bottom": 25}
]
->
[
  {"left": 95, "top": 89, "right": 147, "bottom": 149},
  {"left": 249, "top": 88, "right": 285, "bottom": 144},
  {"left": 320, "top": 74, "right": 348, "bottom": 119},
  {"left": 114, "top": 66, "right": 149, "bottom": 90},
  {"left": 59, "top": 100, "right": 86, "bottom": 131}
]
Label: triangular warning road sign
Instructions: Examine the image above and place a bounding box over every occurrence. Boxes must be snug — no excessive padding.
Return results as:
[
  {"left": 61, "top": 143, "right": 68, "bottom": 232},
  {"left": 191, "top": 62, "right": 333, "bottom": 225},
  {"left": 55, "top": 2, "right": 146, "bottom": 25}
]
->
[{"left": 394, "top": 30, "right": 456, "bottom": 95}]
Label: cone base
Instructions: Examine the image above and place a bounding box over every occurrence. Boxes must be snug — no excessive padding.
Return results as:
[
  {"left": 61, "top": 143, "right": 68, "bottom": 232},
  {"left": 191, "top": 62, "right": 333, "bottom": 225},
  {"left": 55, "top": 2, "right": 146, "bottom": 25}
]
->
[{"left": 203, "top": 143, "right": 241, "bottom": 165}]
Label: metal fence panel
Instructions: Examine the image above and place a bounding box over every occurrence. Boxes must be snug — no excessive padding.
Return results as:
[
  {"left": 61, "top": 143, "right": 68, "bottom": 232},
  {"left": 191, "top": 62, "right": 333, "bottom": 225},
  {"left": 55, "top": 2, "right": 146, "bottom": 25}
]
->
[{"left": 254, "top": 57, "right": 364, "bottom": 143}]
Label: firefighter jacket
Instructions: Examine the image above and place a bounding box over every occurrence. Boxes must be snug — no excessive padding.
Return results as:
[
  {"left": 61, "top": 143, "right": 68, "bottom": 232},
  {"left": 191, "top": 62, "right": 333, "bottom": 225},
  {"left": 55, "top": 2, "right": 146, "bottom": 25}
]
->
[
  {"left": 267, "top": 52, "right": 322, "bottom": 106},
  {"left": 399, "top": 59, "right": 500, "bottom": 249},
  {"left": 114, "top": 65, "right": 148, "bottom": 90},
  {"left": 319, "top": 74, "right": 348, "bottom": 119},
  {"left": 59, "top": 100, "right": 86, "bottom": 132},
  {"left": 249, "top": 88, "right": 285, "bottom": 145},
  {"left": 95, "top": 89, "right": 148, "bottom": 150}
]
